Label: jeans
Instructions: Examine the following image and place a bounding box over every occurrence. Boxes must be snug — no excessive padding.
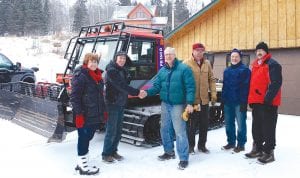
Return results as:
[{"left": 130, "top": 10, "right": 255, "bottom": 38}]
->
[
  {"left": 251, "top": 104, "right": 278, "bottom": 153},
  {"left": 77, "top": 125, "right": 98, "bottom": 156},
  {"left": 187, "top": 104, "right": 209, "bottom": 149},
  {"left": 160, "top": 102, "right": 189, "bottom": 161},
  {"left": 102, "top": 104, "right": 124, "bottom": 156},
  {"left": 224, "top": 103, "right": 247, "bottom": 147}
]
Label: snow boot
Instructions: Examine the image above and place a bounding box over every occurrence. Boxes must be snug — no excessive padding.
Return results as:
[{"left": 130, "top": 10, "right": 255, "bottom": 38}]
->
[
  {"left": 112, "top": 152, "right": 124, "bottom": 161},
  {"left": 233, "top": 146, "right": 245, "bottom": 153},
  {"left": 178, "top": 161, "right": 188, "bottom": 170},
  {"left": 222, "top": 143, "right": 235, "bottom": 150},
  {"left": 257, "top": 150, "right": 275, "bottom": 164},
  {"left": 245, "top": 143, "right": 263, "bottom": 158},
  {"left": 75, "top": 154, "right": 99, "bottom": 175},
  {"left": 158, "top": 151, "right": 175, "bottom": 161}
]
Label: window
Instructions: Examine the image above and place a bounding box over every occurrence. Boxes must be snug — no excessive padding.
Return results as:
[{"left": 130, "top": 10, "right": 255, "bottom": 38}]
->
[
  {"left": 0, "top": 54, "right": 13, "bottom": 69},
  {"left": 136, "top": 10, "right": 147, "bottom": 18},
  {"left": 127, "top": 40, "right": 156, "bottom": 80}
]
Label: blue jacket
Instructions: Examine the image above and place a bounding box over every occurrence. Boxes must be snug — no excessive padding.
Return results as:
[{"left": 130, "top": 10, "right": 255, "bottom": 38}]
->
[
  {"left": 147, "top": 59, "right": 195, "bottom": 105},
  {"left": 222, "top": 61, "right": 251, "bottom": 104}
]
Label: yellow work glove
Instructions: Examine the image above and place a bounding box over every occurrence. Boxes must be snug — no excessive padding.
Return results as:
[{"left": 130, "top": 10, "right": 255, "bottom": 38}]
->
[{"left": 211, "top": 94, "right": 217, "bottom": 105}]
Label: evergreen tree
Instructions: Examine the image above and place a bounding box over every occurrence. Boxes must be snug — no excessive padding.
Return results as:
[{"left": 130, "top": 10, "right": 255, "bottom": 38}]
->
[
  {"left": 72, "top": 0, "right": 89, "bottom": 32},
  {"left": 9, "top": 0, "right": 26, "bottom": 36},
  {"left": 42, "top": 0, "right": 51, "bottom": 35},
  {"left": 0, "top": 0, "right": 14, "bottom": 35},
  {"left": 119, "top": 0, "right": 131, "bottom": 6},
  {"left": 151, "top": 0, "right": 163, "bottom": 16},
  {"left": 174, "top": 0, "right": 189, "bottom": 27},
  {"left": 24, "top": 0, "right": 44, "bottom": 35},
  {"left": 132, "top": 0, "right": 137, "bottom": 6},
  {"left": 162, "top": 0, "right": 172, "bottom": 34}
]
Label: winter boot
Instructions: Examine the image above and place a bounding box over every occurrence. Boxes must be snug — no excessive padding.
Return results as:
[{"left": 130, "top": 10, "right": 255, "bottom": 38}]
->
[
  {"left": 75, "top": 154, "right": 99, "bottom": 175},
  {"left": 233, "top": 146, "right": 245, "bottom": 153},
  {"left": 198, "top": 146, "right": 210, "bottom": 153},
  {"left": 112, "top": 152, "right": 124, "bottom": 161},
  {"left": 257, "top": 150, "right": 275, "bottom": 164},
  {"left": 158, "top": 151, "right": 175, "bottom": 161},
  {"left": 245, "top": 143, "right": 263, "bottom": 158},
  {"left": 178, "top": 161, "right": 189, "bottom": 170},
  {"left": 221, "top": 143, "right": 235, "bottom": 150}
]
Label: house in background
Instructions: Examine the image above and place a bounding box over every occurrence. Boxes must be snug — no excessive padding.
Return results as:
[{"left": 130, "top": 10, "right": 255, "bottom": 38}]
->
[{"left": 111, "top": 3, "right": 168, "bottom": 29}]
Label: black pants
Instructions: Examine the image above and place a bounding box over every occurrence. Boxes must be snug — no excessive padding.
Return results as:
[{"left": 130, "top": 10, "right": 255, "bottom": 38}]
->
[
  {"left": 187, "top": 104, "right": 209, "bottom": 149},
  {"left": 251, "top": 104, "right": 278, "bottom": 154}
]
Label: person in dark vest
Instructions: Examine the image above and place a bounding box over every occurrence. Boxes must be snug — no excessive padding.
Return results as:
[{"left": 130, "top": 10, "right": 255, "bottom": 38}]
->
[
  {"left": 102, "top": 51, "right": 141, "bottom": 163},
  {"left": 221, "top": 48, "right": 251, "bottom": 153},
  {"left": 70, "top": 53, "right": 106, "bottom": 175},
  {"left": 246, "top": 42, "right": 282, "bottom": 164}
]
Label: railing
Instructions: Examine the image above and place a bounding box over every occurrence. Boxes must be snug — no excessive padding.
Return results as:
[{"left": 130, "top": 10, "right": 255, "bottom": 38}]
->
[{"left": 0, "top": 82, "right": 63, "bottom": 101}]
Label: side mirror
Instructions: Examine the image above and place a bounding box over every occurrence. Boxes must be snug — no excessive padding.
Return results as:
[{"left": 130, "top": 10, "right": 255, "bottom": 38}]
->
[
  {"left": 14, "top": 62, "right": 21, "bottom": 71},
  {"left": 31, "top": 67, "right": 39, "bottom": 72}
]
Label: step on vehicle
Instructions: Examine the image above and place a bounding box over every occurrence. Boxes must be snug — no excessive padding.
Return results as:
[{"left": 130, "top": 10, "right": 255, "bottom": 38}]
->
[{"left": 0, "top": 22, "right": 225, "bottom": 146}]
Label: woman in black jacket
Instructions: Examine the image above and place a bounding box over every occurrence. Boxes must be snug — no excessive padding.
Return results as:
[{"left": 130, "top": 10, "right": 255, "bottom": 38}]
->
[
  {"left": 102, "top": 51, "right": 140, "bottom": 163},
  {"left": 70, "top": 53, "right": 105, "bottom": 175}
]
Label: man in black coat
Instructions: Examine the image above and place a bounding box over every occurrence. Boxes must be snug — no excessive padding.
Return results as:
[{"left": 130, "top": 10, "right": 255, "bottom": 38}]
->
[{"left": 102, "top": 51, "right": 141, "bottom": 163}]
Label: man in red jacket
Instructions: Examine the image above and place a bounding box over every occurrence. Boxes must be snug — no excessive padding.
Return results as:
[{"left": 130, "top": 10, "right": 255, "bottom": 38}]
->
[{"left": 246, "top": 42, "right": 282, "bottom": 164}]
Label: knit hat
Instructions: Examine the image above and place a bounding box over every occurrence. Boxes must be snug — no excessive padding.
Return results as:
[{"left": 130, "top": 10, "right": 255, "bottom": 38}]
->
[
  {"left": 115, "top": 51, "right": 128, "bottom": 58},
  {"left": 230, "top": 48, "right": 242, "bottom": 57},
  {"left": 114, "top": 51, "right": 132, "bottom": 66},
  {"left": 256, "top": 42, "right": 269, "bottom": 53},
  {"left": 192, "top": 43, "right": 205, "bottom": 50}
]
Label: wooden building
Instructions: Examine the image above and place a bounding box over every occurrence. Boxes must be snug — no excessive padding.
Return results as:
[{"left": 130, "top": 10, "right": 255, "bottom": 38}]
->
[
  {"left": 111, "top": 3, "right": 168, "bottom": 29},
  {"left": 165, "top": 0, "right": 300, "bottom": 115}
]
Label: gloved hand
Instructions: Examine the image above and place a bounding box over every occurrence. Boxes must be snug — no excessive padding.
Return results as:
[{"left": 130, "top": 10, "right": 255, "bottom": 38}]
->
[
  {"left": 211, "top": 94, "right": 217, "bottom": 105},
  {"left": 182, "top": 104, "right": 194, "bottom": 121},
  {"left": 182, "top": 110, "right": 189, "bottom": 121},
  {"left": 240, "top": 104, "right": 248, "bottom": 112},
  {"left": 75, "top": 114, "right": 85, "bottom": 128}
]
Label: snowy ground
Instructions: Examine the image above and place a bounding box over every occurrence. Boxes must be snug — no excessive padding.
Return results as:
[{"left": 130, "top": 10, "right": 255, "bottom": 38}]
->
[{"left": 1, "top": 113, "right": 300, "bottom": 178}]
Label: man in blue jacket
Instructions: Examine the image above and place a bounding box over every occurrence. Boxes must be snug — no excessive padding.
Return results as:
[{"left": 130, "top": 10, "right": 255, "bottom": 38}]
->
[
  {"left": 143, "top": 47, "right": 195, "bottom": 170},
  {"left": 221, "top": 48, "right": 251, "bottom": 153}
]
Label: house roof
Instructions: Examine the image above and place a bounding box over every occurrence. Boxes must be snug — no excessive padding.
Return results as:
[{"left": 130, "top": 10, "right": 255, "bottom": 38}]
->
[
  {"left": 111, "top": 4, "right": 157, "bottom": 20},
  {"left": 165, "top": 0, "right": 220, "bottom": 39}
]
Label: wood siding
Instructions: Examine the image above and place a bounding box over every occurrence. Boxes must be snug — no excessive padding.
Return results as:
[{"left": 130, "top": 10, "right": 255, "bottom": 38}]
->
[{"left": 168, "top": 0, "right": 300, "bottom": 59}]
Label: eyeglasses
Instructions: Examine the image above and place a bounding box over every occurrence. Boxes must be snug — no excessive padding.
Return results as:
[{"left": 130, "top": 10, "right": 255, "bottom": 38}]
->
[{"left": 165, "top": 53, "right": 175, "bottom": 56}]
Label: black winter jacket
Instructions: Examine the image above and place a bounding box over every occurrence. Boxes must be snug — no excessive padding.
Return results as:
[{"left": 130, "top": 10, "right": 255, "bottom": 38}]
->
[
  {"left": 105, "top": 61, "right": 139, "bottom": 106},
  {"left": 70, "top": 67, "right": 106, "bottom": 126}
]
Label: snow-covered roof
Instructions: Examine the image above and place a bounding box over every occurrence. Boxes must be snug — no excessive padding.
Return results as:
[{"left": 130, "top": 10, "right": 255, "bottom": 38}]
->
[
  {"left": 152, "top": 17, "right": 168, "bottom": 25},
  {"left": 111, "top": 6, "right": 134, "bottom": 20},
  {"left": 111, "top": 4, "right": 157, "bottom": 20}
]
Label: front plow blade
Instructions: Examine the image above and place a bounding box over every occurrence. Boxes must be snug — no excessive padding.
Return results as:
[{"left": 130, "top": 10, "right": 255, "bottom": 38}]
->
[{"left": 0, "top": 82, "right": 65, "bottom": 142}]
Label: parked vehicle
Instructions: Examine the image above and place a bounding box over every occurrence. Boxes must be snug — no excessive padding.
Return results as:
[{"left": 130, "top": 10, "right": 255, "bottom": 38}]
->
[{"left": 0, "top": 53, "right": 38, "bottom": 83}]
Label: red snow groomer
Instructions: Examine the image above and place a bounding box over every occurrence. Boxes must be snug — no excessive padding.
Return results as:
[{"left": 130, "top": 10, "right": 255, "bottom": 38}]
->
[{"left": 0, "top": 22, "right": 224, "bottom": 146}]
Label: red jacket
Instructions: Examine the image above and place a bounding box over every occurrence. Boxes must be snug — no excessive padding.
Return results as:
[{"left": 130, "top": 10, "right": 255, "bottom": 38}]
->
[{"left": 248, "top": 54, "right": 282, "bottom": 106}]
